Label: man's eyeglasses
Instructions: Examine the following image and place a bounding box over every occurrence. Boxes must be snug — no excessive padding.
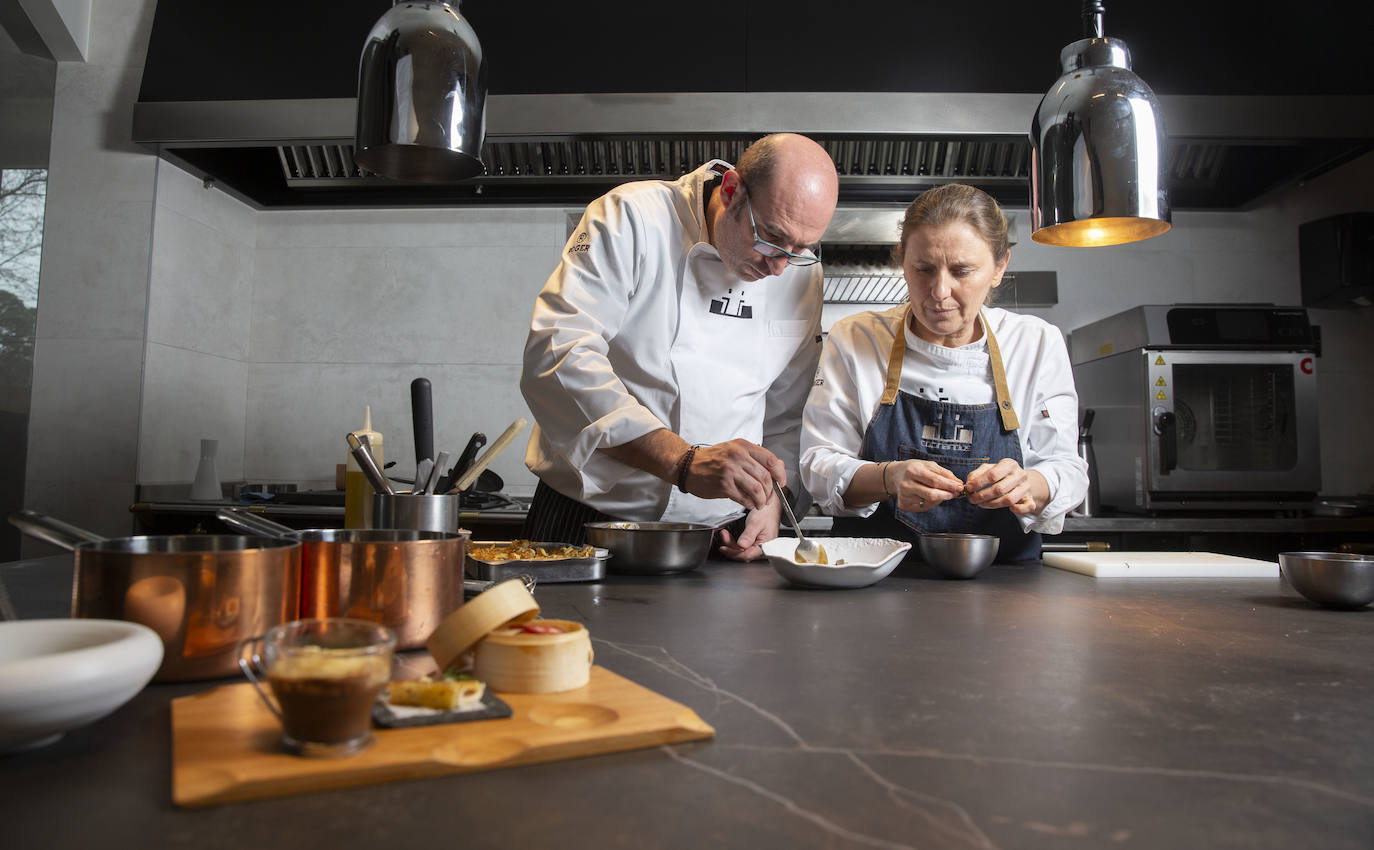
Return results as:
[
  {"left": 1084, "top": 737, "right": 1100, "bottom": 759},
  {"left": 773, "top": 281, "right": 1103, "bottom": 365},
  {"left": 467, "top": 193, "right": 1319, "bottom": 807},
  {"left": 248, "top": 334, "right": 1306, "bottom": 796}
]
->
[{"left": 740, "top": 182, "right": 821, "bottom": 267}]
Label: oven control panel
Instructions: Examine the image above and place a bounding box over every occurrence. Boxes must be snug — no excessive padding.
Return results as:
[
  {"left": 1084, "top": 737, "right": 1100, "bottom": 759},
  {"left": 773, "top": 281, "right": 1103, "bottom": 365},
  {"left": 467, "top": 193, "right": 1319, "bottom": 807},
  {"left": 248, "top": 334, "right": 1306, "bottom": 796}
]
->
[
  {"left": 1070, "top": 305, "right": 1318, "bottom": 365},
  {"left": 1164, "top": 307, "right": 1315, "bottom": 347}
]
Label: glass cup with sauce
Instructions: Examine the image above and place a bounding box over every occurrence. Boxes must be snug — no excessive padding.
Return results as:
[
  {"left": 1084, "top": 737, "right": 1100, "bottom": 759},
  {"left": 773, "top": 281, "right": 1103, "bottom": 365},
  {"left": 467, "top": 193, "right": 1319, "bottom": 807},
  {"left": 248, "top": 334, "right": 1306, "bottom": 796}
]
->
[{"left": 238, "top": 618, "right": 396, "bottom": 757}]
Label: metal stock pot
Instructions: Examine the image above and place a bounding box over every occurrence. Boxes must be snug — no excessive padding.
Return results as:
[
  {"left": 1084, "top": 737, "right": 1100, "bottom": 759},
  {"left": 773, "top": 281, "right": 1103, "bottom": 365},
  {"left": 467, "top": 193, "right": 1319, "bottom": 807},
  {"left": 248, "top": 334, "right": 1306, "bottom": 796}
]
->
[{"left": 8, "top": 510, "right": 301, "bottom": 682}]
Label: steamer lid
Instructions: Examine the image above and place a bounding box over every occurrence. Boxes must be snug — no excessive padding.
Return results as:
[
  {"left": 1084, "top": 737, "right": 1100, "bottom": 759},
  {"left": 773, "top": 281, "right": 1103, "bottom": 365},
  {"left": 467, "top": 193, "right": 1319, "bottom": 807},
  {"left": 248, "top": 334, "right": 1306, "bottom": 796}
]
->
[{"left": 426, "top": 578, "right": 540, "bottom": 672}]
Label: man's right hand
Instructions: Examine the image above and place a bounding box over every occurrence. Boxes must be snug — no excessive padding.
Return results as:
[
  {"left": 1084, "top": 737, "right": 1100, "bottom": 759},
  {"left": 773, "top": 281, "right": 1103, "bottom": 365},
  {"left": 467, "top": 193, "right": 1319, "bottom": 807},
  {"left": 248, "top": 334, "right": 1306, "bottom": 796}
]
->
[{"left": 684, "top": 439, "right": 784, "bottom": 512}]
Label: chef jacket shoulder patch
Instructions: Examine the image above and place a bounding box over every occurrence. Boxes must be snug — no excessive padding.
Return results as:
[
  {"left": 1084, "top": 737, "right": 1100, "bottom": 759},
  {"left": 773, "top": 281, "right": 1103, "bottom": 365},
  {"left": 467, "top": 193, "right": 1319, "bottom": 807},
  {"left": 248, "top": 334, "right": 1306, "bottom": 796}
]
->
[{"left": 568, "top": 230, "right": 591, "bottom": 254}]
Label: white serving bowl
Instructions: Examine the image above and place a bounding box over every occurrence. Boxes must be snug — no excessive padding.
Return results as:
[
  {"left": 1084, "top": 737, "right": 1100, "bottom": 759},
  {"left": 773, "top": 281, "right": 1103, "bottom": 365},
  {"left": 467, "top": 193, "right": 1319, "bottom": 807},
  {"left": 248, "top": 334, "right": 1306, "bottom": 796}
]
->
[
  {"left": 762, "top": 537, "right": 912, "bottom": 589},
  {"left": 0, "top": 619, "right": 163, "bottom": 753}
]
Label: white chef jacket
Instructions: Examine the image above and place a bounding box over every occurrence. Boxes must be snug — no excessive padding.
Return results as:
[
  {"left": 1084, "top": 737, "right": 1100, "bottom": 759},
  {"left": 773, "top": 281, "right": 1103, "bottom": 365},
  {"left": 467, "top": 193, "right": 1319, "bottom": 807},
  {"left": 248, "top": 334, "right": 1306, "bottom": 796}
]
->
[
  {"left": 801, "top": 305, "right": 1088, "bottom": 534},
  {"left": 521, "top": 161, "right": 824, "bottom": 524}
]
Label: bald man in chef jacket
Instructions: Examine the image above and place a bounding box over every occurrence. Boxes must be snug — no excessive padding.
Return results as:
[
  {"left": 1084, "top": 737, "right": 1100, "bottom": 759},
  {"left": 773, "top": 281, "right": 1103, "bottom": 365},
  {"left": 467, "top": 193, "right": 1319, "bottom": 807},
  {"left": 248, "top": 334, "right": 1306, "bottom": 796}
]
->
[{"left": 519, "top": 133, "right": 839, "bottom": 561}]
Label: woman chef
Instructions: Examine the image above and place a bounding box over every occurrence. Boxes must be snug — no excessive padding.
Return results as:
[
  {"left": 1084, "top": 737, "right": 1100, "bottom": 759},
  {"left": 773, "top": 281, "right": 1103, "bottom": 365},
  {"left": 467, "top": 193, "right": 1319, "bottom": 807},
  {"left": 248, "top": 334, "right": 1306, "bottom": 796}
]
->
[{"left": 799, "top": 184, "right": 1087, "bottom": 562}]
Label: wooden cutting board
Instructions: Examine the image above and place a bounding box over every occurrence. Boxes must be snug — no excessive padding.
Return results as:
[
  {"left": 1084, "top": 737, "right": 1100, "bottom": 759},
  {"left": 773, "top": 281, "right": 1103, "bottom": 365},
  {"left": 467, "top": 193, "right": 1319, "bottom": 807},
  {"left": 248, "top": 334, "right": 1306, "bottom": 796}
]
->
[
  {"left": 171, "top": 666, "right": 714, "bottom": 807},
  {"left": 1043, "top": 550, "right": 1279, "bottom": 578}
]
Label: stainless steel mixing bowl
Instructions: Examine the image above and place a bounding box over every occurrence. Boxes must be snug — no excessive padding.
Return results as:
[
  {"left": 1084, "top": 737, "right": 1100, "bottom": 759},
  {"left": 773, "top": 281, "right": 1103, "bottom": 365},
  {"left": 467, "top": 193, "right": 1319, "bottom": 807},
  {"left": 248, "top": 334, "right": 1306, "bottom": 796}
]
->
[
  {"left": 584, "top": 521, "right": 717, "bottom": 575},
  {"left": 917, "top": 533, "right": 999, "bottom": 579},
  {"left": 1278, "top": 551, "right": 1374, "bottom": 609}
]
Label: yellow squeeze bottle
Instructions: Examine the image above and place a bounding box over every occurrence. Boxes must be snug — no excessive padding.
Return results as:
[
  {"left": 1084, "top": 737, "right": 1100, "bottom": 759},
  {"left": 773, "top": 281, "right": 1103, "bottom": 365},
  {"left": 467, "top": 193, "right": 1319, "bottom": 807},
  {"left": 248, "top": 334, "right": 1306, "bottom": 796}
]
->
[{"left": 344, "top": 405, "right": 384, "bottom": 528}]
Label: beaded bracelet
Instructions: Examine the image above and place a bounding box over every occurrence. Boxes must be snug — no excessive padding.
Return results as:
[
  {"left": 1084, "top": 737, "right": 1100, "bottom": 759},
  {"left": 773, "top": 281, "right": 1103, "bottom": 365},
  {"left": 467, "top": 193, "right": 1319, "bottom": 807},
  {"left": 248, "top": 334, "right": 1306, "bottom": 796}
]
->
[{"left": 675, "top": 445, "right": 698, "bottom": 493}]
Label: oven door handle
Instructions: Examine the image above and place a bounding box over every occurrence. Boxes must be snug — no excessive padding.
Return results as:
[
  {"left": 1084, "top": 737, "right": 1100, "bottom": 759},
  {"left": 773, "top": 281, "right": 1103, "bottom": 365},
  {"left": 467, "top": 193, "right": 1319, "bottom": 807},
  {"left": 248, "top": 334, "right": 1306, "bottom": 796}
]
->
[{"left": 1155, "top": 410, "right": 1178, "bottom": 475}]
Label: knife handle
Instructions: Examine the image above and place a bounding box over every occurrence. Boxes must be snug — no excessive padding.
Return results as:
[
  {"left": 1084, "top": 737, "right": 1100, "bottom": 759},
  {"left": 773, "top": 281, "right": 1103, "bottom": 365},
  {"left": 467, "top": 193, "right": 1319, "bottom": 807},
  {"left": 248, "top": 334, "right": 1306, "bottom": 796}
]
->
[
  {"left": 411, "top": 377, "right": 434, "bottom": 465},
  {"left": 438, "top": 432, "right": 485, "bottom": 493}
]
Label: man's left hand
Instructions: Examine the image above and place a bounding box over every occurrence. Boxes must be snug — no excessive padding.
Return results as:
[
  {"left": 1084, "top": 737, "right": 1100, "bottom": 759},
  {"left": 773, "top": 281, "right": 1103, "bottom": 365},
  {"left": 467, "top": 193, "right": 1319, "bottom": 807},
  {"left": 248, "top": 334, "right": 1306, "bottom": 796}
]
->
[{"left": 716, "top": 497, "right": 781, "bottom": 562}]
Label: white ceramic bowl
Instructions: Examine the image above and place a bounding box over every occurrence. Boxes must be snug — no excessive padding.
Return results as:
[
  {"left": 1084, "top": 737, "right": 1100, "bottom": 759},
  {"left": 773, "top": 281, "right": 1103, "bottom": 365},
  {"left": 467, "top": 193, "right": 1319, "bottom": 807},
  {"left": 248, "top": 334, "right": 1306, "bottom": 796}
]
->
[
  {"left": 0, "top": 619, "right": 164, "bottom": 753},
  {"left": 762, "top": 537, "right": 912, "bottom": 589}
]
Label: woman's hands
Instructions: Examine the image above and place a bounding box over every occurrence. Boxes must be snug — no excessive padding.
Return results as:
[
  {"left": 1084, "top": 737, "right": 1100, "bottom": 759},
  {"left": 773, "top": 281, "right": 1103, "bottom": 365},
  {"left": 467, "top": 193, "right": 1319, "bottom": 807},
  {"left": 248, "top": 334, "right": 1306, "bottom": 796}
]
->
[
  {"left": 886, "top": 459, "right": 965, "bottom": 512},
  {"left": 964, "top": 460, "right": 1048, "bottom": 516},
  {"left": 884, "top": 458, "right": 1048, "bottom": 516}
]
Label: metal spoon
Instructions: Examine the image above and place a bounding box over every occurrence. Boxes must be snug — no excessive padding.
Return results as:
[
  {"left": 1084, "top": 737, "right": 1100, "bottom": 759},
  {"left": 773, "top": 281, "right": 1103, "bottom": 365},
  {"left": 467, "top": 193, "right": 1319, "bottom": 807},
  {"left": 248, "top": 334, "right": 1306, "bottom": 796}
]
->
[
  {"left": 772, "top": 479, "right": 827, "bottom": 564},
  {"left": 346, "top": 432, "right": 395, "bottom": 495}
]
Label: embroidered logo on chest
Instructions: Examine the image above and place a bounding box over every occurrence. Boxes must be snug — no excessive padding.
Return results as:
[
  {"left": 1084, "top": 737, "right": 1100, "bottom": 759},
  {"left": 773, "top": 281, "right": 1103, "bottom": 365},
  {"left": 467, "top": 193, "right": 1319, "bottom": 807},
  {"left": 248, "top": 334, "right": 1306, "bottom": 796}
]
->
[{"left": 709, "top": 287, "right": 754, "bottom": 319}]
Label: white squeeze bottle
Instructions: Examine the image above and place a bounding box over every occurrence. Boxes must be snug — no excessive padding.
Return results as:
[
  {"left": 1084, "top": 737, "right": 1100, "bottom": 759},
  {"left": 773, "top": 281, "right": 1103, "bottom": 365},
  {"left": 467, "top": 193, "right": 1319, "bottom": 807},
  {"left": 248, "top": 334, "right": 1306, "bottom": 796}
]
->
[{"left": 344, "top": 405, "right": 384, "bottom": 528}]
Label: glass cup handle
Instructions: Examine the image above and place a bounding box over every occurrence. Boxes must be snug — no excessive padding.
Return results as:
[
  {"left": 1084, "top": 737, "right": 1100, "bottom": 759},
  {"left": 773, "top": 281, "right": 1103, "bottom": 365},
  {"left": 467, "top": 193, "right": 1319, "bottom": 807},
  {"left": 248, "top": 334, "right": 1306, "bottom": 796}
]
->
[{"left": 236, "top": 634, "right": 282, "bottom": 722}]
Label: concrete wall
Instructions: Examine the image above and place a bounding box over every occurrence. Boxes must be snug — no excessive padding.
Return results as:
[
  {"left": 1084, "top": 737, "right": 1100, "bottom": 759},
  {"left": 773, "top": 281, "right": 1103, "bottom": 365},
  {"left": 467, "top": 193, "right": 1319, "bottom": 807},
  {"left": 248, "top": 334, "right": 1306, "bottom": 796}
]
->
[
  {"left": 242, "top": 206, "right": 561, "bottom": 492},
  {"left": 160, "top": 161, "right": 1362, "bottom": 500},
  {"left": 22, "top": 0, "right": 155, "bottom": 544},
  {"left": 138, "top": 161, "right": 255, "bottom": 485}
]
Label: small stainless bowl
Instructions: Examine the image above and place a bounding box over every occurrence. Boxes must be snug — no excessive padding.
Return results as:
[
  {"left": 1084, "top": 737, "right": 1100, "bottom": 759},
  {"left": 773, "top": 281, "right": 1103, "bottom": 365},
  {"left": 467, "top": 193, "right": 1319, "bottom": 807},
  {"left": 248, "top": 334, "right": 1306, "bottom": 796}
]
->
[
  {"left": 584, "top": 521, "right": 717, "bottom": 575},
  {"left": 917, "top": 533, "right": 999, "bottom": 579},
  {"left": 1278, "top": 551, "right": 1374, "bottom": 610}
]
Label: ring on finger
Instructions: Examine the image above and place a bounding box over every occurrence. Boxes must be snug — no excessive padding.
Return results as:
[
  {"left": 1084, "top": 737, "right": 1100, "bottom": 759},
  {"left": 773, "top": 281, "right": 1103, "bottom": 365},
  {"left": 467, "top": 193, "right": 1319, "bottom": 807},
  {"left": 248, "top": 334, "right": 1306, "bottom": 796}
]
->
[{"left": 919, "top": 497, "right": 926, "bottom": 509}]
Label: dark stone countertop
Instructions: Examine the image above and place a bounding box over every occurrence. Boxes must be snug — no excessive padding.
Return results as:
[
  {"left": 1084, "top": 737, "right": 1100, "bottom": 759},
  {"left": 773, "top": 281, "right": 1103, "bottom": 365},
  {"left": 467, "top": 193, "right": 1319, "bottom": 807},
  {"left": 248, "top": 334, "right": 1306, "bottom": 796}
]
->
[{"left": 1, "top": 554, "right": 1371, "bottom": 849}]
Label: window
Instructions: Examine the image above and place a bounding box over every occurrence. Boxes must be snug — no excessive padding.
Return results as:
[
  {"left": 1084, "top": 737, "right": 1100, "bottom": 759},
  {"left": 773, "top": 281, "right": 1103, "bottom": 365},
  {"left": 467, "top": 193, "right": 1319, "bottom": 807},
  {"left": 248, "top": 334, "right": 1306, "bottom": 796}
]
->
[{"left": 0, "top": 168, "right": 45, "bottom": 560}]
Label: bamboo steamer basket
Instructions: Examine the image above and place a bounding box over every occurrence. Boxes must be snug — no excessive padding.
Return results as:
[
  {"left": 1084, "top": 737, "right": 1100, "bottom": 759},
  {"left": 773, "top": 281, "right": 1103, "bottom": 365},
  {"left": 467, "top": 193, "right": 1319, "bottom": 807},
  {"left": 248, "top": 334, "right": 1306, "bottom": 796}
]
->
[
  {"left": 473, "top": 620, "right": 593, "bottom": 694},
  {"left": 426, "top": 577, "right": 539, "bottom": 673},
  {"left": 426, "top": 579, "right": 594, "bottom": 692}
]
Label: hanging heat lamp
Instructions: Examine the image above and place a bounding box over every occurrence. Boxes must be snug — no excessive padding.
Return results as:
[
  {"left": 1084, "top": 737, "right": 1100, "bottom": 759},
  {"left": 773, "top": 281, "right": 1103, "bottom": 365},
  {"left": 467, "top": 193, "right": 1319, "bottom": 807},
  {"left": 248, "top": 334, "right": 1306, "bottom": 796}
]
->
[
  {"left": 355, "top": 0, "right": 487, "bottom": 182},
  {"left": 1030, "top": 0, "right": 1170, "bottom": 247}
]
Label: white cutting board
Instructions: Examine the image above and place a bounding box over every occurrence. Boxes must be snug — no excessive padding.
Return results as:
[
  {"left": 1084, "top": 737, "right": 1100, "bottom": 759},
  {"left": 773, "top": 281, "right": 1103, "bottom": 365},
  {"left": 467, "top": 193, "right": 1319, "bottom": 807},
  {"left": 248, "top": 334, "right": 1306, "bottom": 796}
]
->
[{"left": 1043, "top": 551, "right": 1279, "bottom": 578}]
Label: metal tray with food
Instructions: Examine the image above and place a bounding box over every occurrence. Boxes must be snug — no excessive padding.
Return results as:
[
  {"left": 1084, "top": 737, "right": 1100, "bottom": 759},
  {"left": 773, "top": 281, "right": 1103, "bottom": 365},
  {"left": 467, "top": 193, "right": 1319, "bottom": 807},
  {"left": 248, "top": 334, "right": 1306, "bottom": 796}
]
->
[{"left": 464, "top": 540, "right": 609, "bottom": 583}]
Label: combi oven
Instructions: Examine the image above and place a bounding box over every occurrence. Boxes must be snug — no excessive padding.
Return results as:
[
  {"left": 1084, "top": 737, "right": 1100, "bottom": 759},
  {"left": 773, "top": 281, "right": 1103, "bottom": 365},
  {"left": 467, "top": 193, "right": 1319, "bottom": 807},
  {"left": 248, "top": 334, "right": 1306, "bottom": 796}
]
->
[{"left": 1070, "top": 305, "right": 1320, "bottom": 512}]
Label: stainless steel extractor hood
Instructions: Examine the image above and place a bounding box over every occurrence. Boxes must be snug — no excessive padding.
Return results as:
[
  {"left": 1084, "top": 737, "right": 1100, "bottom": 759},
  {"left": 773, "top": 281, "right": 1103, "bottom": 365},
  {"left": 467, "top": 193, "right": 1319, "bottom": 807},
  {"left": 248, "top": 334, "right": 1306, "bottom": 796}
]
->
[
  {"left": 129, "top": 0, "right": 1374, "bottom": 212},
  {"left": 132, "top": 90, "right": 1374, "bottom": 211}
]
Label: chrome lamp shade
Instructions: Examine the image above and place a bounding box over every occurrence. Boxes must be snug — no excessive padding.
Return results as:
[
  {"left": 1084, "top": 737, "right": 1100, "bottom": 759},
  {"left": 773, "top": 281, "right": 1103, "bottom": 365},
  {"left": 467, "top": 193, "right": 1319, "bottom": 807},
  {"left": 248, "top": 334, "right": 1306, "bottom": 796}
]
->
[
  {"left": 355, "top": 1, "right": 487, "bottom": 183},
  {"left": 1030, "top": 35, "right": 1170, "bottom": 247}
]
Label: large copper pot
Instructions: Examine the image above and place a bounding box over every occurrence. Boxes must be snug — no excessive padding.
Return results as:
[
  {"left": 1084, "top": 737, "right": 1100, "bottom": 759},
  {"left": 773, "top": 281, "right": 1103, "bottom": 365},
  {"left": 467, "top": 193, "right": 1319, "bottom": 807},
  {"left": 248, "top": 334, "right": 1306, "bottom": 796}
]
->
[
  {"left": 216, "top": 509, "right": 467, "bottom": 650},
  {"left": 9, "top": 510, "right": 301, "bottom": 682}
]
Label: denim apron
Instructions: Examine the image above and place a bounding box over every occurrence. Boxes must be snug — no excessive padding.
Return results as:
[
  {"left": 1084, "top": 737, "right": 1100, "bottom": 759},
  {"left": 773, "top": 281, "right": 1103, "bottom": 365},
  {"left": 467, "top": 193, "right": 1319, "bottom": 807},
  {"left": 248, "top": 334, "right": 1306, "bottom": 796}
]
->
[{"left": 831, "top": 309, "right": 1041, "bottom": 562}]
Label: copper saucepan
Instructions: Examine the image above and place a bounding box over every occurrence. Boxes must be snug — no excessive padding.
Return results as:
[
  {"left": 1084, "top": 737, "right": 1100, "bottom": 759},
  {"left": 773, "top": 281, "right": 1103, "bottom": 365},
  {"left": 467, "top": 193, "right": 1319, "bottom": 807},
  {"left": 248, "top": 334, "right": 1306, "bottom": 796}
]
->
[
  {"left": 216, "top": 509, "right": 468, "bottom": 650},
  {"left": 8, "top": 509, "right": 302, "bottom": 682}
]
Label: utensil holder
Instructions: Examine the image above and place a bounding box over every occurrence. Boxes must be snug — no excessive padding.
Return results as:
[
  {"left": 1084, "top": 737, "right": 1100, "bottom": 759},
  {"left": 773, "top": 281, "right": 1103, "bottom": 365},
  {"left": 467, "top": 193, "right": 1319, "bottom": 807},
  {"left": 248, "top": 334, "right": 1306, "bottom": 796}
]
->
[{"left": 371, "top": 492, "right": 462, "bottom": 534}]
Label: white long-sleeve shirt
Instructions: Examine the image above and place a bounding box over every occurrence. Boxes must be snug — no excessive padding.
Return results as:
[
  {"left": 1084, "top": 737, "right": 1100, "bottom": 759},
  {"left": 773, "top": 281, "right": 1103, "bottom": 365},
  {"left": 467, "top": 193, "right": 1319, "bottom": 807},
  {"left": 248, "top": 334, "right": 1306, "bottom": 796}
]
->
[
  {"left": 801, "top": 306, "right": 1088, "bottom": 534},
  {"left": 521, "top": 161, "right": 824, "bottom": 523}
]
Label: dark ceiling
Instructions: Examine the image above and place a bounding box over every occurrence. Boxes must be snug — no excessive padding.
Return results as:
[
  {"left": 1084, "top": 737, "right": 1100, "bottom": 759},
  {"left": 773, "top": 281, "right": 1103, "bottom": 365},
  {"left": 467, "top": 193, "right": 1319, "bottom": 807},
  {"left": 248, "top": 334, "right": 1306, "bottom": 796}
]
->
[
  {"left": 134, "top": 0, "right": 1374, "bottom": 210},
  {"left": 139, "top": 0, "right": 1374, "bottom": 103}
]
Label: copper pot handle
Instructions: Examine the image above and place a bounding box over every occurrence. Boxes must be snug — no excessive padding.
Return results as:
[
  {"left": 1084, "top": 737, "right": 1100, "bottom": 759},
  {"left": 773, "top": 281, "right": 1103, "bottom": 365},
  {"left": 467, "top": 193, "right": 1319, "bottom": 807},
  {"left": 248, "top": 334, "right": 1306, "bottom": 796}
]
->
[
  {"left": 7, "top": 509, "right": 106, "bottom": 550},
  {"left": 217, "top": 508, "right": 294, "bottom": 539},
  {"left": 236, "top": 634, "right": 283, "bottom": 722}
]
